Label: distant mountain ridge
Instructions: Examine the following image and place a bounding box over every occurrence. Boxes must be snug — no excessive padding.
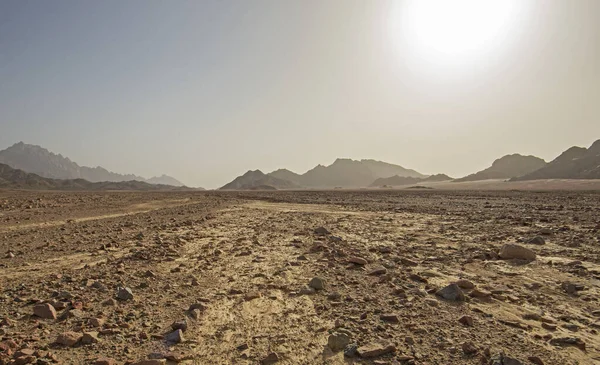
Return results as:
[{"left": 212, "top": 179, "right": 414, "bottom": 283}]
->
[
  {"left": 268, "top": 158, "right": 425, "bottom": 188},
  {"left": 454, "top": 154, "right": 546, "bottom": 182},
  {"left": 0, "top": 163, "right": 191, "bottom": 191},
  {"left": 220, "top": 170, "right": 299, "bottom": 190},
  {"left": 511, "top": 139, "right": 600, "bottom": 180},
  {"left": 0, "top": 142, "right": 185, "bottom": 186},
  {"left": 370, "top": 173, "right": 453, "bottom": 187}
]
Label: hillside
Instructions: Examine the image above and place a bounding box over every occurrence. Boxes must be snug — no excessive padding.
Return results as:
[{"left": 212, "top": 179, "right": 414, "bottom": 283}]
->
[
  {"left": 454, "top": 154, "right": 546, "bottom": 182},
  {"left": 220, "top": 170, "right": 299, "bottom": 190},
  {"left": 0, "top": 163, "right": 190, "bottom": 191},
  {"left": 370, "top": 173, "right": 452, "bottom": 187},
  {"left": 268, "top": 158, "right": 425, "bottom": 188},
  {"left": 512, "top": 139, "right": 600, "bottom": 180},
  {"left": 0, "top": 142, "right": 184, "bottom": 186}
]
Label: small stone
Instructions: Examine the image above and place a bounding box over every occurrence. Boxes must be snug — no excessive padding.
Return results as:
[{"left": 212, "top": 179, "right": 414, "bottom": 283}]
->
[
  {"left": 245, "top": 292, "right": 261, "bottom": 301},
  {"left": 116, "top": 287, "right": 134, "bottom": 301},
  {"left": 55, "top": 331, "right": 82, "bottom": 347},
  {"left": 455, "top": 279, "right": 475, "bottom": 290},
  {"left": 344, "top": 344, "right": 358, "bottom": 358},
  {"left": 561, "top": 281, "right": 578, "bottom": 294},
  {"left": 348, "top": 257, "right": 367, "bottom": 265},
  {"left": 400, "top": 258, "right": 419, "bottom": 266},
  {"left": 368, "top": 266, "right": 387, "bottom": 276},
  {"left": 542, "top": 322, "right": 557, "bottom": 331},
  {"left": 81, "top": 331, "right": 100, "bottom": 344},
  {"left": 528, "top": 236, "right": 545, "bottom": 245},
  {"left": 436, "top": 283, "right": 466, "bottom": 301},
  {"left": 89, "top": 317, "right": 105, "bottom": 327},
  {"left": 549, "top": 337, "right": 585, "bottom": 351},
  {"left": 540, "top": 228, "right": 552, "bottom": 235},
  {"left": 379, "top": 314, "right": 400, "bottom": 323},
  {"left": 171, "top": 320, "right": 188, "bottom": 332},
  {"left": 102, "top": 298, "right": 117, "bottom": 306},
  {"left": 131, "top": 360, "right": 166, "bottom": 365},
  {"left": 261, "top": 352, "right": 279, "bottom": 364},
  {"left": 470, "top": 288, "right": 492, "bottom": 298},
  {"left": 498, "top": 244, "right": 536, "bottom": 261},
  {"left": 462, "top": 341, "right": 478, "bottom": 354},
  {"left": 528, "top": 356, "right": 544, "bottom": 365},
  {"left": 165, "top": 329, "right": 185, "bottom": 344},
  {"left": 299, "top": 287, "right": 316, "bottom": 295},
  {"left": 314, "top": 227, "right": 330, "bottom": 235},
  {"left": 459, "top": 315, "right": 474, "bottom": 326},
  {"left": 309, "top": 277, "right": 325, "bottom": 290},
  {"left": 33, "top": 303, "right": 57, "bottom": 319},
  {"left": 357, "top": 342, "right": 396, "bottom": 358},
  {"left": 93, "top": 357, "right": 116, "bottom": 365},
  {"left": 328, "top": 332, "right": 350, "bottom": 351}
]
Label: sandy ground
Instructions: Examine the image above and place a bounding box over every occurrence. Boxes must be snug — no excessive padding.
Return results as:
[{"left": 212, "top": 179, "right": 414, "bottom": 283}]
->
[{"left": 0, "top": 189, "right": 599, "bottom": 365}]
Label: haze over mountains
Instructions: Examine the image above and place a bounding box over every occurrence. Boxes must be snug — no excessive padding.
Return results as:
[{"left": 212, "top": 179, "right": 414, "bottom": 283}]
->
[
  {"left": 0, "top": 163, "right": 190, "bottom": 191},
  {"left": 0, "top": 142, "right": 185, "bottom": 186},
  {"left": 512, "top": 139, "right": 600, "bottom": 181},
  {"left": 221, "top": 139, "right": 600, "bottom": 190},
  {"left": 454, "top": 154, "right": 547, "bottom": 182}
]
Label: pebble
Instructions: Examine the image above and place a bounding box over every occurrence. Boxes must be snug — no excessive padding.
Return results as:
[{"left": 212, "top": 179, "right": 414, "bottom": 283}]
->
[
  {"left": 368, "top": 266, "right": 387, "bottom": 276},
  {"left": 459, "top": 315, "right": 474, "bottom": 326},
  {"left": 462, "top": 341, "right": 478, "bottom": 354},
  {"left": 93, "top": 358, "right": 116, "bottom": 365},
  {"left": 81, "top": 331, "right": 100, "bottom": 344},
  {"left": 528, "top": 236, "right": 546, "bottom": 245},
  {"left": 309, "top": 277, "right": 325, "bottom": 290},
  {"left": 455, "top": 279, "right": 475, "bottom": 290}
]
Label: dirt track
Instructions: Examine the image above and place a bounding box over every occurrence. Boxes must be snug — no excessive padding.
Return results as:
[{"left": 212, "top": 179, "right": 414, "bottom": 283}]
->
[{"left": 0, "top": 190, "right": 599, "bottom": 364}]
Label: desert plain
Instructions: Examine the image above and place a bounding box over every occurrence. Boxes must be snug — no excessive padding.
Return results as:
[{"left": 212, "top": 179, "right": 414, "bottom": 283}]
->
[{"left": 0, "top": 189, "right": 599, "bottom": 365}]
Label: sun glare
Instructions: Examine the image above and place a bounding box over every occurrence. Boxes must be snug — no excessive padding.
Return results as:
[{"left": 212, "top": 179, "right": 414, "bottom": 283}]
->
[{"left": 393, "top": 0, "right": 526, "bottom": 66}]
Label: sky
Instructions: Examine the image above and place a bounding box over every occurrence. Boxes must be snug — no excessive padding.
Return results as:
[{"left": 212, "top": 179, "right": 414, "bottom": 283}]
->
[{"left": 1, "top": 0, "right": 599, "bottom": 188}]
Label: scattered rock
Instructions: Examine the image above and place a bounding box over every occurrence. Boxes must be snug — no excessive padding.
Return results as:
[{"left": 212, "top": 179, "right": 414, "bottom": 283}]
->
[
  {"left": 245, "top": 291, "right": 261, "bottom": 301},
  {"left": 55, "top": 332, "right": 83, "bottom": 347},
  {"left": 116, "top": 287, "right": 134, "bottom": 301},
  {"left": 528, "top": 356, "right": 544, "bottom": 365},
  {"left": 328, "top": 332, "right": 350, "bottom": 351},
  {"left": 379, "top": 314, "right": 400, "bottom": 323},
  {"left": 81, "top": 331, "right": 100, "bottom": 345},
  {"left": 348, "top": 257, "right": 367, "bottom": 265},
  {"left": 93, "top": 357, "right": 116, "bottom": 365},
  {"left": 436, "top": 283, "right": 466, "bottom": 301},
  {"left": 459, "top": 315, "right": 474, "bottom": 326},
  {"left": 33, "top": 303, "right": 57, "bottom": 319},
  {"left": 549, "top": 337, "right": 585, "bottom": 351},
  {"left": 314, "top": 227, "right": 330, "bottom": 236},
  {"left": 528, "top": 236, "right": 545, "bottom": 245},
  {"left": 308, "top": 277, "right": 325, "bottom": 290},
  {"left": 368, "top": 266, "right": 387, "bottom": 276},
  {"left": 261, "top": 352, "right": 279, "bottom": 364},
  {"left": 498, "top": 244, "right": 536, "bottom": 261},
  {"left": 462, "top": 341, "right": 478, "bottom": 354},
  {"left": 357, "top": 342, "right": 396, "bottom": 358},
  {"left": 455, "top": 279, "right": 475, "bottom": 289},
  {"left": 165, "top": 329, "right": 185, "bottom": 344},
  {"left": 171, "top": 320, "right": 188, "bottom": 332}
]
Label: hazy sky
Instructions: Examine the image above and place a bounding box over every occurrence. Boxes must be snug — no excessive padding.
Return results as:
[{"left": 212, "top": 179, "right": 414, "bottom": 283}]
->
[{"left": 1, "top": 0, "right": 599, "bottom": 188}]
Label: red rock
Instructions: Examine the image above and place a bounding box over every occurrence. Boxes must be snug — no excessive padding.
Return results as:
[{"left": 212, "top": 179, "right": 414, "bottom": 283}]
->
[
  {"left": 55, "top": 331, "right": 82, "bottom": 347},
  {"left": 33, "top": 303, "right": 57, "bottom": 320}
]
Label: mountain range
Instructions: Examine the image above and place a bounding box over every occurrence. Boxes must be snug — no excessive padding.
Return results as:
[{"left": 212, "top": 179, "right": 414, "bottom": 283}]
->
[
  {"left": 370, "top": 174, "right": 453, "bottom": 187},
  {"left": 453, "top": 154, "right": 547, "bottom": 182},
  {"left": 0, "top": 163, "right": 191, "bottom": 191},
  {"left": 0, "top": 142, "right": 185, "bottom": 186},
  {"left": 512, "top": 139, "right": 600, "bottom": 180},
  {"left": 221, "top": 139, "right": 600, "bottom": 190}
]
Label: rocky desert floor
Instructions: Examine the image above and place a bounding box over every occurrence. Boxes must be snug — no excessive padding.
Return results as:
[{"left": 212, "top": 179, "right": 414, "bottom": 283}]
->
[{"left": 0, "top": 189, "right": 599, "bottom": 365}]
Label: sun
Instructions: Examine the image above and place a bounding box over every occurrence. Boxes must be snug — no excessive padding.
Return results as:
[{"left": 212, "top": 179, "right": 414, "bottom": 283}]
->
[{"left": 393, "top": 0, "right": 526, "bottom": 64}]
